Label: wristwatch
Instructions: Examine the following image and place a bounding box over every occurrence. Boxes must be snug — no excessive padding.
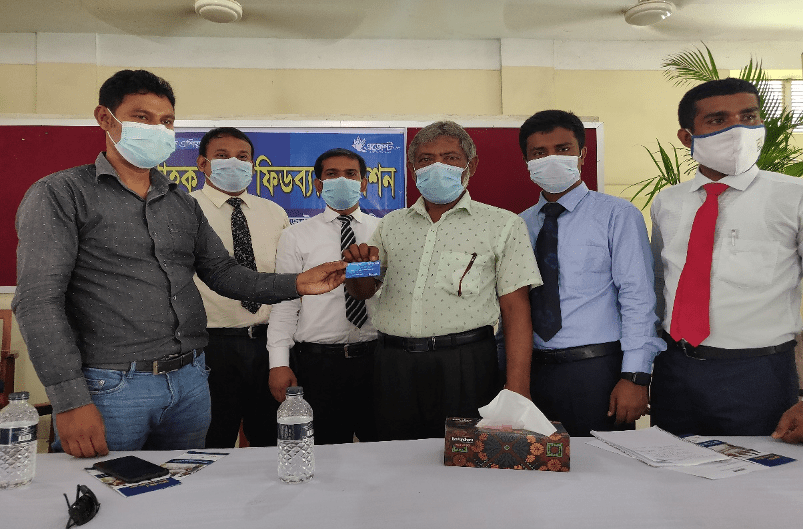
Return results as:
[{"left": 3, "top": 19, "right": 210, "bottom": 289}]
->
[{"left": 621, "top": 372, "right": 651, "bottom": 386}]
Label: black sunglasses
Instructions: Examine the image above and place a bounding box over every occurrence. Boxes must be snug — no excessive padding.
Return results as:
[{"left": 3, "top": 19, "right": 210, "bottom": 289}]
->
[{"left": 64, "top": 484, "right": 100, "bottom": 528}]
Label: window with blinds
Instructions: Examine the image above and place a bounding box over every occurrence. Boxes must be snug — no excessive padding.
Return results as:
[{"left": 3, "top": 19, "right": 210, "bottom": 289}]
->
[
  {"left": 792, "top": 80, "right": 803, "bottom": 133},
  {"left": 761, "top": 79, "right": 803, "bottom": 133}
]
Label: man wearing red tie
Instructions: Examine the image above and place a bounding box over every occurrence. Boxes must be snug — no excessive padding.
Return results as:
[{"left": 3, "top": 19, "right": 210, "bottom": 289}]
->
[{"left": 650, "top": 78, "right": 802, "bottom": 443}]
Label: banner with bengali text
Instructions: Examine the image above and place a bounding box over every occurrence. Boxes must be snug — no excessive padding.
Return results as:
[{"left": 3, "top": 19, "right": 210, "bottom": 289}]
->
[{"left": 160, "top": 128, "right": 406, "bottom": 222}]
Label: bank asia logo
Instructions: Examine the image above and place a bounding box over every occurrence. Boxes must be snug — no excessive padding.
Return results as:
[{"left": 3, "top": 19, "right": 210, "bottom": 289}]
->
[
  {"left": 176, "top": 138, "right": 201, "bottom": 150},
  {"left": 352, "top": 137, "right": 400, "bottom": 154}
]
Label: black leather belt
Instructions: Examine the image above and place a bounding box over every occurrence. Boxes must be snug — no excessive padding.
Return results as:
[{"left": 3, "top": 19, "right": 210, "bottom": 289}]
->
[
  {"left": 378, "top": 326, "right": 494, "bottom": 353},
  {"left": 662, "top": 331, "right": 795, "bottom": 360},
  {"left": 533, "top": 341, "right": 620, "bottom": 364},
  {"left": 296, "top": 340, "right": 378, "bottom": 359},
  {"left": 86, "top": 350, "right": 199, "bottom": 375},
  {"left": 207, "top": 324, "right": 268, "bottom": 339}
]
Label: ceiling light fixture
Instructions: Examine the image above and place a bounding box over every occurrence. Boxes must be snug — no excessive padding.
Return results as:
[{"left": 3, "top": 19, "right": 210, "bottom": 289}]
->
[
  {"left": 194, "top": 0, "right": 243, "bottom": 23},
  {"left": 624, "top": 0, "right": 675, "bottom": 26}
]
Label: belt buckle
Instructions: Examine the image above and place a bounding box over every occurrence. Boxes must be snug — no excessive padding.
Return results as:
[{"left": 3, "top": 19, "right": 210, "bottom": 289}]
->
[
  {"left": 406, "top": 338, "right": 430, "bottom": 353},
  {"left": 678, "top": 339, "right": 703, "bottom": 360},
  {"left": 153, "top": 357, "right": 175, "bottom": 375},
  {"left": 344, "top": 344, "right": 353, "bottom": 359},
  {"left": 152, "top": 351, "right": 192, "bottom": 375},
  {"left": 248, "top": 325, "right": 255, "bottom": 339}
]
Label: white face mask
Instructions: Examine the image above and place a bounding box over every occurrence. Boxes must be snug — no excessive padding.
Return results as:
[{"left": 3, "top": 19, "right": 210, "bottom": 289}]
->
[
  {"left": 689, "top": 124, "right": 765, "bottom": 176},
  {"left": 527, "top": 155, "right": 580, "bottom": 194}
]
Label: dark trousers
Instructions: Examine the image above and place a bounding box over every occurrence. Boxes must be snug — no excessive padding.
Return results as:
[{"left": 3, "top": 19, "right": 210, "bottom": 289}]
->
[
  {"left": 204, "top": 332, "right": 277, "bottom": 448},
  {"left": 651, "top": 341, "right": 798, "bottom": 437},
  {"left": 374, "top": 335, "right": 501, "bottom": 441},
  {"left": 530, "top": 349, "right": 631, "bottom": 437},
  {"left": 292, "top": 345, "right": 378, "bottom": 445}
]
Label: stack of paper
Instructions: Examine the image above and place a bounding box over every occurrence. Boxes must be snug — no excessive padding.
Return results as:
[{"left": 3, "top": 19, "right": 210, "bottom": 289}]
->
[{"left": 590, "top": 426, "right": 728, "bottom": 467}]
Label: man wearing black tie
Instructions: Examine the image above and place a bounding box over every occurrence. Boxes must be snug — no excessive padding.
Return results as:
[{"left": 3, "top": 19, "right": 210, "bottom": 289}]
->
[
  {"left": 268, "top": 148, "right": 380, "bottom": 444},
  {"left": 191, "top": 127, "right": 290, "bottom": 448}
]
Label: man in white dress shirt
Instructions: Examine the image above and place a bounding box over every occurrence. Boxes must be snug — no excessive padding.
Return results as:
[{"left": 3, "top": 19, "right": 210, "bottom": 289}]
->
[
  {"left": 268, "top": 148, "right": 380, "bottom": 444},
  {"left": 191, "top": 127, "right": 289, "bottom": 447},
  {"left": 650, "top": 78, "right": 802, "bottom": 443}
]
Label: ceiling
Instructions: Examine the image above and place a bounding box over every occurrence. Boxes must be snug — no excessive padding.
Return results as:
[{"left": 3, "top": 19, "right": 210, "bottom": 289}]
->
[{"left": 1, "top": 0, "right": 801, "bottom": 42}]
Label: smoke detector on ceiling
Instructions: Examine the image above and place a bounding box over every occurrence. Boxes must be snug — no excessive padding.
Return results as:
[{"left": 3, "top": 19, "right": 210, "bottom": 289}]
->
[
  {"left": 624, "top": 0, "right": 675, "bottom": 26},
  {"left": 195, "top": 0, "right": 243, "bottom": 23}
]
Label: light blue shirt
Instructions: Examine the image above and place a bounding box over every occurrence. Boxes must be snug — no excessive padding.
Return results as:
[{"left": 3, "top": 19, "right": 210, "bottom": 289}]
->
[{"left": 520, "top": 183, "right": 665, "bottom": 373}]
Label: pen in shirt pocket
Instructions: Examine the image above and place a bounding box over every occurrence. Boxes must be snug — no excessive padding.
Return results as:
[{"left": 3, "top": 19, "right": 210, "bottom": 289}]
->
[
  {"left": 730, "top": 229, "right": 738, "bottom": 247},
  {"left": 458, "top": 252, "right": 478, "bottom": 297}
]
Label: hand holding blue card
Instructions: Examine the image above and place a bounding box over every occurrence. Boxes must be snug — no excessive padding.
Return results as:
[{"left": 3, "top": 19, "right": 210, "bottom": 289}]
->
[{"left": 345, "top": 261, "right": 381, "bottom": 278}]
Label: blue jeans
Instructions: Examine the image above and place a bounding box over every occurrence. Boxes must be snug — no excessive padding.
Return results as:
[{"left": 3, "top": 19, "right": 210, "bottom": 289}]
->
[{"left": 53, "top": 352, "right": 211, "bottom": 452}]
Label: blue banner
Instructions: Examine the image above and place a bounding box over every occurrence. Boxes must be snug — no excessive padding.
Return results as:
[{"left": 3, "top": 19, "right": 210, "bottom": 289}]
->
[{"left": 159, "top": 128, "right": 406, "bottom": 222}]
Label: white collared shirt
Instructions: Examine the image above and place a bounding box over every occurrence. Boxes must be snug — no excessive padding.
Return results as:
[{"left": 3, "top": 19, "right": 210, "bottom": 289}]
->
[
  {"left": 190, "top": 185, "right": 289, "bottom": 328},
  {"left": 650, "top": 165, "right": 803, "bottom": 348},
  {"left": 267, "top": 207, "right": 380, "bottom": 368}
]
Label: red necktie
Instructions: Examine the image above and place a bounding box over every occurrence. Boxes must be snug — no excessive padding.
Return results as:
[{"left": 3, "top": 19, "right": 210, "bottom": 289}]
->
[{"left": 670, "top": 183, "right": 729, "bottom": 347}]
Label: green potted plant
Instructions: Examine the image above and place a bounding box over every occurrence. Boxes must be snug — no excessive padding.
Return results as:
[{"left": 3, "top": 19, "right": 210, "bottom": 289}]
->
[{"left": 629, "top": 44, "right": 803, "bottom": 209}]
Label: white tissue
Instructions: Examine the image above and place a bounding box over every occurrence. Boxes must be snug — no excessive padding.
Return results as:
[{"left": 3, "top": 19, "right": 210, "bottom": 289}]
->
[{"left": 477, "top": 389, "right": 557, "bottom": 436}]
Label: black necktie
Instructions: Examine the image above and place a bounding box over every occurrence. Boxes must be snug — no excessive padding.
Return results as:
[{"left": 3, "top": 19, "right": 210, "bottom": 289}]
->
[
  {"left": 337, "top": 215, "right": 368, "bottom": 329},
  {"left": 530, "top": 202, "right": 565, "bottom": 342},
  {"left": 226, "top": 197, "right": 260, "bottom": 314}
]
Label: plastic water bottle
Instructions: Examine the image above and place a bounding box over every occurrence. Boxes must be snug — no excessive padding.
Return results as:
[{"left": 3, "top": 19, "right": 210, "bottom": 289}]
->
[
  {"left": 0, "top": 392, "right": 38, "bottom": 489},
  {"left": 277, "top": 386, "right": 314, "bottom": 483}
]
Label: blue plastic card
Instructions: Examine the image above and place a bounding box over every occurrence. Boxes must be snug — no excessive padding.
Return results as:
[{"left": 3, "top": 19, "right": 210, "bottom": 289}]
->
[{"left": 345, "top": 261, "right": 381, "bottom": 278}]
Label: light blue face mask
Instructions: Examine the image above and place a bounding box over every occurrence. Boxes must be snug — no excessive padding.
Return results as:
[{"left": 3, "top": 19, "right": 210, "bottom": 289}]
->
[
  {"left": 207, "top": 157, "right": 254, "bottom": 193},
  {"left": 108, "top": 112, "right": 175, "bottom": 169},
  {"left": 414, "top": 162, "right": 467, "bottom": 204},
  {"left": 321, "top": 177, "right": 363, "bottom": 211}
]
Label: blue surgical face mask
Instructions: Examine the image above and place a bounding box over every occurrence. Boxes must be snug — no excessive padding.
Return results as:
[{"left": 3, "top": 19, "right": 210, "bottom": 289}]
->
[
  {"left": 321, "top": 177, "right": 363, "bottom": 211},
  {"left": 207, "top": 157, "right": 253, "bottom": 193},
  {"left": 527, "top": 155, "right": 580, "bottom": 194},
  {"left": 107, "top": 111, "right": 175, "bottom": 169},
  {"left": 414, "top": 162, "right": 467, "bottom": 204}
]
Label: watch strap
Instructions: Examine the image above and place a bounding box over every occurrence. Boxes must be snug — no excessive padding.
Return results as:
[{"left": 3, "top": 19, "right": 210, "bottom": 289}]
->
[{"left": 621, "top": 372, "right": 651, "bottom": 386}]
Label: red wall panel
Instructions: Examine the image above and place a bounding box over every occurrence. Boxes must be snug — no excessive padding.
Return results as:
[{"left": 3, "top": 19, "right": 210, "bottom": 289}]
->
[{"left": 1, "top": 124, "right": 597, "bottom": 287}]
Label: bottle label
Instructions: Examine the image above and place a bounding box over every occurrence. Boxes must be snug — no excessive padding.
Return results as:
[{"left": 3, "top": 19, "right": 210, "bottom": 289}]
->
[
  {"left": 0, "top": 425, "right": 38, "bottom": 445},
  {"left": 277, "top": 421, "right": 313, "bottom": 441}
]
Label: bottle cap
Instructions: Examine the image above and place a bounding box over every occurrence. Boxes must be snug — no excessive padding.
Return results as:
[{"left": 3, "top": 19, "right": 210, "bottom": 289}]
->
[
  {"left": 9, "top": 391, "right": 30, "bottom": 401},
  {"left": 285, "top": 386, "right": 303, "bottom": 397}
]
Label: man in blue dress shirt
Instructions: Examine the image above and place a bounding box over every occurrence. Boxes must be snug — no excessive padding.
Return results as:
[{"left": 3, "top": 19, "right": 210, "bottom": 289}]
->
[{"left": 518, "top": 110, "right": 666, "bottom": 436}]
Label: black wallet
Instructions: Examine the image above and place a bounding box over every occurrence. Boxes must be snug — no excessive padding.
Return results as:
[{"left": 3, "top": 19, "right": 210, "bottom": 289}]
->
[{"left": 92, "top": 455, "right": 169, "bottom": 483}]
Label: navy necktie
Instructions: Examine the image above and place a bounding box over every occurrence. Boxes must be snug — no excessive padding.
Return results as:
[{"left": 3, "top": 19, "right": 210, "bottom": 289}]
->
[
  {"left": 337, "top": 215, "right": 368, "bottom": 329},
  {"left": 530, "top": 202, "right": 565, "bottom": 342},
  {"left": 226, "top": 197, "right": 260, "bottom": 314}
]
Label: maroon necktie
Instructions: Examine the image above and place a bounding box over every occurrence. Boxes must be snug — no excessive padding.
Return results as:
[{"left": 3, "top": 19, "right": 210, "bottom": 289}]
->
[{"left": 669, "top": 182, "right": 729, "bottom": 347}]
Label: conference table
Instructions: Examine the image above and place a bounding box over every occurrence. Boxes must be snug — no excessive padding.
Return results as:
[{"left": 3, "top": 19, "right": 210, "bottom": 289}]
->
[{"left": 3, "top": 436, "right": 801, "bottom": 528}]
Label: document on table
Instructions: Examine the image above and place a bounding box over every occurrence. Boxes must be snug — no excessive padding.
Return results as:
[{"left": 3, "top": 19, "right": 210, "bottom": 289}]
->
[
  {"left": 683, "top": 436, "right": 797, "bottom": 467},
  {"left": 162, "top": 450, "right": 230, "bottom": 481},
  {"left": 86, "top": 450, "right": 230, "bottom": 497},
  {"left": 590, "top": 426, "right": 728, "bottom": 467},
  {"left": 666, "top": 436, "right": 797, "bottom": 479}
]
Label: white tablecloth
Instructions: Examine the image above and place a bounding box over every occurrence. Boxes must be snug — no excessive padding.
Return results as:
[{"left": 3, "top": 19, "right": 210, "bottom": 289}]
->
[{"left": 2, "top": 436, "right": 802, "bottom": 529}]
